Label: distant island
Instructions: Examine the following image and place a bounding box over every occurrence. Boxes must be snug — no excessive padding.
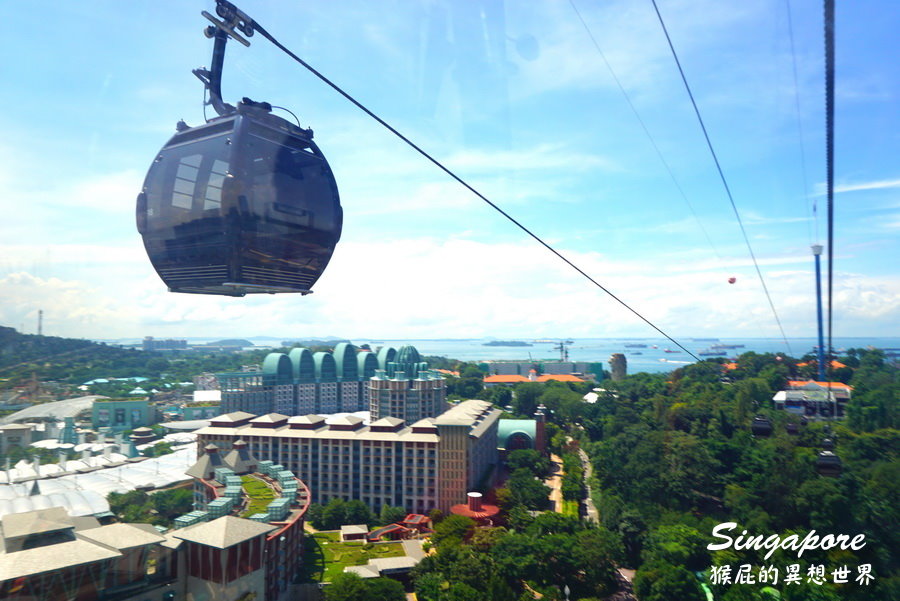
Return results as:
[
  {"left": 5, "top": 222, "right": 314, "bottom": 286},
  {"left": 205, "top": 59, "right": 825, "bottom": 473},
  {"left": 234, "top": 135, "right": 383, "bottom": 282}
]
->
[
  {"left": 204, "top": 339, "right": 253, "bottom": 348},
  {"left": 482, "top": 340, "right": 533, "bottom": 347},
  {"left": 281, "top": 339, "right": 351, "bottom": 347}
]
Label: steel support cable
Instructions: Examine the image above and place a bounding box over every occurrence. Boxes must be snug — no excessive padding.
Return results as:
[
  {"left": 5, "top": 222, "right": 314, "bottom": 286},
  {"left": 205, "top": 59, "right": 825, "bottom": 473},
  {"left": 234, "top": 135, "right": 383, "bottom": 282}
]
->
[
  {"left": 824, "top": 0, "right": 835, "bottom": 360},
  {"left": 570, "top": 0, "right": 780, "bottom": 351},
  {"left": 784, "top": 0, "right": 817, "bottom": 245},
  {"left": 245, "top": 12, "right": 701, "bottom": 361},
  {"left": 568, "top": 0, "right": 722, "bottom": 261},
  {"left": 649, "top": 0, "right": 793, "bottom": 356}
]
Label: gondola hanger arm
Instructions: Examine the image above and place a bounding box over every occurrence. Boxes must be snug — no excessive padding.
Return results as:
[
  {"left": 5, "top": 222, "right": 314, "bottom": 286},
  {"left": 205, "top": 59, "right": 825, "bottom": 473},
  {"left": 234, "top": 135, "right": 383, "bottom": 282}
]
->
[{"left": 193, "top": 0, "right": 257, "bottom": 117}]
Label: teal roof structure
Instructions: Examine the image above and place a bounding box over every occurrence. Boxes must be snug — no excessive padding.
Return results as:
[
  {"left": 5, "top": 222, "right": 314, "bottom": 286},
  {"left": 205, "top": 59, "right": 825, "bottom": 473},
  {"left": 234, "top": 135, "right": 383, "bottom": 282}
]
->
[
  {"left": 389, "top": 345, "right": 422, "bottom": 379},
  {"left": 376, "top": 347, "right": 396, "bottom": 371},
  {"left": 496, "top": 419, "right": 536, "bottom": 450},
  {"left": 313, "top": 352, "right": 337, "bottom": 380},
  {"left": 289, "top": 348, "right": 315, "bottom": 383},
  {"left": 262, "top": 353, "right": 292, "bottom": 382},
  {"left": 358, "top": 351, "right": 378, "bottom": 379},
  {"left": 333, "top": 343, "right": 359, "bottom": 380}
]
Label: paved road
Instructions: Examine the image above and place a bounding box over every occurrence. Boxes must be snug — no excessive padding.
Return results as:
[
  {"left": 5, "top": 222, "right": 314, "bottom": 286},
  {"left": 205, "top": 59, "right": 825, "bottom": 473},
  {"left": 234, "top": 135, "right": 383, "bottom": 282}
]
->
[
  {"left": 577, "top": 447, "right": 600, "bottom": 524},
  {"left": 401, "top": 539, "right": 426, "bottom": 561},
  {"left": 546, "top": 454, "right": 564, "bottom": 512}
]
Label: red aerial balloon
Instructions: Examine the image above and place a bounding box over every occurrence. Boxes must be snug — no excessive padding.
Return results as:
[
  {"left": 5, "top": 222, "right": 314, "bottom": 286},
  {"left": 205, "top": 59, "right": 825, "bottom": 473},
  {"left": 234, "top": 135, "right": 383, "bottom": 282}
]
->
[{"left": 728, "top": 277, "right": 737, "bottom": 284}]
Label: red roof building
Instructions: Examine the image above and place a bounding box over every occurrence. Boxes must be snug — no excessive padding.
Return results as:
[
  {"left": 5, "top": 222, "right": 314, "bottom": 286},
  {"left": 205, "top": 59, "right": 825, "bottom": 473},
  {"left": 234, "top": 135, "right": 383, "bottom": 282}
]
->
[{"left": 449, "top": 492, "right": 500, "bottom": 524}]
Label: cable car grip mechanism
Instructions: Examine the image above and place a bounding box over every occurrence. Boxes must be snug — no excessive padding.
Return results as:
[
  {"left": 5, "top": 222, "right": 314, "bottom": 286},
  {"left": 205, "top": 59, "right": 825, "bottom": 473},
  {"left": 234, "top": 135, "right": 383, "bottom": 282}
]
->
[{"left": 193, "top": 0, "right": 256, "bottom": 118}]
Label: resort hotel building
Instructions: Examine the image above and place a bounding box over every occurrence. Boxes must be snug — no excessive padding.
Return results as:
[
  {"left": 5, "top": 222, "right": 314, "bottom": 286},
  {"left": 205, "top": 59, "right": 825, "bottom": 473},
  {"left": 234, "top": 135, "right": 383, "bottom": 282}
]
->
[
  {"left": 217, "top": 344, "right": 446, "bottom": 420},
  {"left": 193, "top": 399, "right": 501, "bottom": 513}
]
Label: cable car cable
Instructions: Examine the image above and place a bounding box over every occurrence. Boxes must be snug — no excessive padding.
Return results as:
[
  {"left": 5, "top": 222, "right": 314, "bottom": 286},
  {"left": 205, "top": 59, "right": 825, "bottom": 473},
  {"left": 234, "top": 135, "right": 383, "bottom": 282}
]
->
[
  {"left": 570, "top": 0, "right": 780, "bottom": 351},
  {"left": 568, "top": 0, "right": 722, "bottom": 261},
  {"left": 649, "top": 0, "right": 793, "bottom": 357},
  {"left": 233, "top": 1, "right": 701, "bottom": 360},
  {"left": 784, "top": 0, "right": 816, "bottom": 245}
]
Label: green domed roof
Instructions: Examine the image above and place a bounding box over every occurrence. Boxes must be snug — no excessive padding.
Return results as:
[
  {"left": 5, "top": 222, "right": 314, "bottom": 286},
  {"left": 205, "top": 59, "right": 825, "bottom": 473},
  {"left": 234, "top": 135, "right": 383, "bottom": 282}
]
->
[
  {"left": 289, "top": 348, "right": 315, "bottom": 383},
  {"left": 262, "top": 352, "right": 292, "bottom": 382},
  {"left": 496, "top": 419, "right": 536, "bottom": 450},
  {"left": 376, "top": 346, "right": 396, "bottom": 371},
  {"left": 395, "top": 345, "right": 421, "bottom": 365},
  {"left": 333, "top": 343, "right": 359, "bottom": 380},
  {"left": 313, "top": 352, "right": 337, "bottom": 380}
]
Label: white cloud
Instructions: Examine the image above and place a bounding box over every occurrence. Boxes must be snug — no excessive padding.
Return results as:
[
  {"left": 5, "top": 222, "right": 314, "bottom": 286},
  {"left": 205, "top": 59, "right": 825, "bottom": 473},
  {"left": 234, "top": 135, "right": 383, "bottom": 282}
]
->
[
  {"left": 4, "top": 237, "right": 896, "bottom": 341},
  {"left": 814, "top": 178, "right": 900, "bottom": 196}
]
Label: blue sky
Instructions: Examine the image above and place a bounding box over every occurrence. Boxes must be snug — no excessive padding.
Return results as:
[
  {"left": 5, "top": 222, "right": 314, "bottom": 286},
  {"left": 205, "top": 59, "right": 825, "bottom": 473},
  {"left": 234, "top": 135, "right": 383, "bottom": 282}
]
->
[{"left": 1, "top": 0, "right": 897, "bottom": 341}]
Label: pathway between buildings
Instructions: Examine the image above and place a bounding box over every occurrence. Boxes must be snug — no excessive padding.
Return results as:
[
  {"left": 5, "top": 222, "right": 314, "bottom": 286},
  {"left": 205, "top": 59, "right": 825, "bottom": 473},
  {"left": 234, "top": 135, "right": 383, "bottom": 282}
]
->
[
  {"left": 577, "top": 447, "right": 599, "bottom": 524},
  {"left": 546, "top": 453, "right": 564, "bottom": 513}
]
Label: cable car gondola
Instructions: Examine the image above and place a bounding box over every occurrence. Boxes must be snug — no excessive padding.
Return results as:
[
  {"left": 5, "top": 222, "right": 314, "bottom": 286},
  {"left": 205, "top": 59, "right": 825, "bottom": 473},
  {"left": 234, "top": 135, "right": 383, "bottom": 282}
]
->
[
  {"left": 816, "top": 450, "right": 842, "bottom": 477},
  {"left": 136, "top": 2, "right": 341, "bottom": 296},
  {"left": 751, "top": 415, "right": 773, "bottom": 437}
]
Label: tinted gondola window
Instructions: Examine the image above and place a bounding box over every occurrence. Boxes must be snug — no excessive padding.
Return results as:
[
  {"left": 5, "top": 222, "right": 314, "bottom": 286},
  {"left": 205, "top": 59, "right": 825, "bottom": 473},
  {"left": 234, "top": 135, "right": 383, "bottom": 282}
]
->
[
  {"left": 144, "top": 133, "right": 232, "bottom": 231},
  {"left": 204, "top": 159, "right": 229, "bottom": 211},
  {"left": 173, "top": 155, "right": 202, "bottom": 209}
]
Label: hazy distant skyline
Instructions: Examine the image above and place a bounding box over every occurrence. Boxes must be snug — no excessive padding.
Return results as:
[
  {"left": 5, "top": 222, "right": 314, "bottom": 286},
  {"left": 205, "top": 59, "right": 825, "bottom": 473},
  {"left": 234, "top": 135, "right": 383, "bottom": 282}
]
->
[{"left": 2, "top": 1, "right": 898, "bottom": 341}]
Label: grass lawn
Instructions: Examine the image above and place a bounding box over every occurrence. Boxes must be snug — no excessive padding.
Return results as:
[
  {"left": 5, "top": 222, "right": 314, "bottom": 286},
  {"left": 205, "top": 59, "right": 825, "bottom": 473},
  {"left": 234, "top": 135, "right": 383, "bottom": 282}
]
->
[
  {"left": 298, "top": 531, "right": 407, "bottom": 582},
  {"left": 240, "top": 475, "right": 275, "bottom": 518},
  {"left": 562, "top": 499, "right": 580, "bottom": 518}
]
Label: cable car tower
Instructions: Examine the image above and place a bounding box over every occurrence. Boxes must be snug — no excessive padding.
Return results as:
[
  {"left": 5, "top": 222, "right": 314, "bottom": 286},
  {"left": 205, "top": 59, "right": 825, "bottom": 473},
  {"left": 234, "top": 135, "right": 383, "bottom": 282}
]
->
[{"left": 137, "top": 1, "right": 342, "bottom": 296}]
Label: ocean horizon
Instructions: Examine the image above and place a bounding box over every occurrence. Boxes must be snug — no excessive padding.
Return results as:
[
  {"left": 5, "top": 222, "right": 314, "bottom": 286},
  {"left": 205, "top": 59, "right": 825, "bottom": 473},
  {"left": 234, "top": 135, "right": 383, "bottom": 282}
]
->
[{"left": 98, "top": 336, "right": 900, "bottom": 375}]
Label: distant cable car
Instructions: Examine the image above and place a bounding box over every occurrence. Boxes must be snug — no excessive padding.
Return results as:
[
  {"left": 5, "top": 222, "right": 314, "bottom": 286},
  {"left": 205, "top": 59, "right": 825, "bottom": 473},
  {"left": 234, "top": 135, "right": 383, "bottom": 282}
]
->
[
  {"left": 728, "top": 277, "right": 737, "bottom": 284},
  {"left": 816, "top": 450, "right": 842, "bottom": 477},
  {"left": 136, "top": 2, "right": 341, "bottom": 296},
  {"left": 751, "top": 415, "right": 773, "bottom": 437}
]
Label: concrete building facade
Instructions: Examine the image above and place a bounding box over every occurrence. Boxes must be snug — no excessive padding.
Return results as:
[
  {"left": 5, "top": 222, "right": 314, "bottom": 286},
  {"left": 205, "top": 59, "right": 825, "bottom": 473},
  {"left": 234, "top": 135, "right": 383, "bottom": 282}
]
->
[
  {"left": 609, "top": 353, "right": 627, "bottom": 381},
  {"left": 0, "top": 504, "right": 288, "bottom": 601},
  {"left": 368, "top": 345, "right": 446, "bottom": 423},
  {"left": 218, "top": 344, "right": 447, "bottom": 422},
  {"left": 194, "top": 400, "right": 500, "bottom": 514},
  {"left": 91, "top": 399, "right": 156, "bottom": 432},
  {"left": 0, "top": 424, "right": 32, "bottom": 455},
  {"left": 773, "top": 380, "right": 852, "bottom": 418}
]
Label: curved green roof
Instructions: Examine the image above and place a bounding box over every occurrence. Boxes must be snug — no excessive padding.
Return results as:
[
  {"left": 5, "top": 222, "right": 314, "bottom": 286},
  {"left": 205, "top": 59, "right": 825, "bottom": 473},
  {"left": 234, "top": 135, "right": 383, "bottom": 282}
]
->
[
  {"left": 386, "top": 345, "right": 427, "bottom": 379},
  {"left": 288, "top": 348, "right": 315, "bottom": 383},
  {"left": 357, "top": 351, "right": 378, "bottom": 379},
  {"left": 313, "top": 352, "right": 337, "bottom": 380},
  {"left": 332, "top": 343, "right": 359, "bottom": 380},
  {"left": 496, "top": 419, "right": 536, "bottom": 450},
  {"left": 262, "top": 353, "right": 292, "bottom": 382},
  {"left": 376, "top": 346, "right": 396, "bottom": 371},
  {"left": 395, "top": 345, "right": 421, "bottom": 366}
]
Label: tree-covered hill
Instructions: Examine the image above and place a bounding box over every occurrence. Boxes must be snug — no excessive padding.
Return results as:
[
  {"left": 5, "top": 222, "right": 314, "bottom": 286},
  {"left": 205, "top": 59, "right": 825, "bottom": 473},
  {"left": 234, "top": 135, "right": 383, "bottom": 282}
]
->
[
  {"left": 0, "top": 326, "right": 271, "bottom": 391},
  {"left": 0, "top": 325, "right": 97, "bottom": 370}
]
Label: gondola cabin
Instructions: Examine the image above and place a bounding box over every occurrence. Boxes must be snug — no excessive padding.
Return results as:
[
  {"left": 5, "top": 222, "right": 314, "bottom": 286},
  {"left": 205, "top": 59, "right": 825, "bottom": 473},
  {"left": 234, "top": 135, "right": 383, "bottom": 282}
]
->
[
  {"left": 137, "top": 100, "right": 342, "bottom": 296},
  {"left": 751, "top": 416, "right": 773, "bottom": 437},
  {"left": 816, "top": 451, "right": 842, "bottom": 478}
]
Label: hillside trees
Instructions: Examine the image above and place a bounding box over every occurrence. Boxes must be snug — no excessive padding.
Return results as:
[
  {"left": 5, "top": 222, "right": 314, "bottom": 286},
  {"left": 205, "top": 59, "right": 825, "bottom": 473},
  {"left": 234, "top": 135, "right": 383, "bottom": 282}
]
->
[{"left": 583, "top": 350, "right": 898, "bottom": 600}]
